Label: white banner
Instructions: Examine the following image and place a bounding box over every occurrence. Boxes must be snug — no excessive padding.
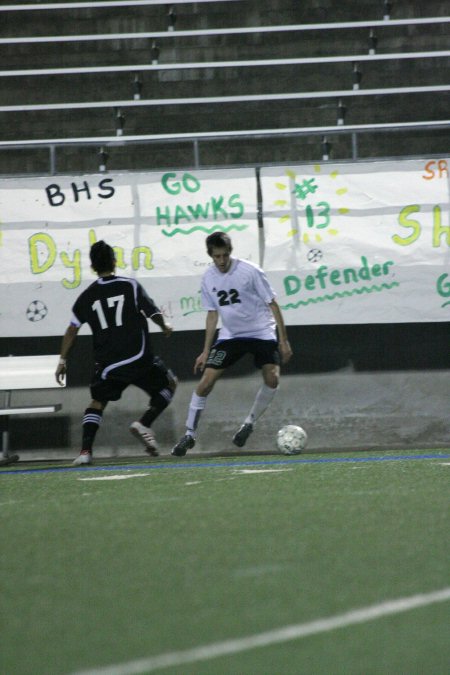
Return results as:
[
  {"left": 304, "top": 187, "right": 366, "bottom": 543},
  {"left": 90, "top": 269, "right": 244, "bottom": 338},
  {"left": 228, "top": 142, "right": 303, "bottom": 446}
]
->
[
  {"left": 1, "top": 159, "right": 449, "bottom": 337},
  {"left": 0, "top": 168, "right": 259, "bottom": 336},
  {"left": 261, "top": 159, "right": 450, "bottom": 324}
]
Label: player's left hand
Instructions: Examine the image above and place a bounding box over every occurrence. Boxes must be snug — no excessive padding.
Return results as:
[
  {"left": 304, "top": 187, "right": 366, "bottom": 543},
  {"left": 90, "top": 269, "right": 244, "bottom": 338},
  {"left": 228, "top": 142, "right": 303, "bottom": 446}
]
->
[
  {"left": 280, "top": 340, "right": 293, "bottom": 364},
  {"left": 55, "top": 361, "right": 66, "bottom": 385},
  {"left": 162, "top": 324, "right": 173, "bottom": 337}
]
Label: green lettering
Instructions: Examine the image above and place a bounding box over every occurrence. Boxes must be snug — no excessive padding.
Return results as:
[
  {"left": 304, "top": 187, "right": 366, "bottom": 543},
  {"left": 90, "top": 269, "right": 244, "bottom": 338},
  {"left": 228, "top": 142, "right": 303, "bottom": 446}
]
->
[
  {"left": 211, "top": 196, "right": 228, "bottom": 219},
  {"left": 284, "top": 275, "right": 301, "bottom": 296},
  {"left": 161, "top": 172, "right": 180, "bottom": 195},
  {"left": 174, "top": 205, "right": 191, "bottom": 225},
  {"left": 228, "top": 194, "right": 244, "bottom": 219},
  {"left": 432, "top": 205, "right": 450, "bottom": 247},
  {"left": 437, "top": 273, "right": 450, "bottom": 298},
  {"left": 358, "top": 256, "right": 371, "bottom": 281},
  {"left": 132, "top": 246, "right": 154, "bottom": 271},
  {"left": 180, "top": 294, "right": 201, "bottom": 314},
  {"left": 29, "top": 232, "right": 56, "bottom": 274},
  {"left": 343, "top": 267, "right": 357, "bottom": 283},
  {"left": 114, "top": 247, "right": 126, "bottom": 270},
  {"left": 60, "top": 250, "right": 81, "bottom": 289},
  {"left": 183, "top": 173, "right": 201, "bottom": 193},
  {"left": 187, "top": 202, "right": 210, "bottom": 219},
  {"left": 372, "top": 264, "right": 382, "bottom": 277},
  {"left": 393, "top": 205, "right": 421, "bottom": 246},
  {"left": 330, "top": 269, "right": 341, "bottom": 285},
  {"left": 304, "top": 275, "right": 315, "bottom": 291},
  {"left": 315, "top": 265, "right": 328, "bottom": 289},
  {"left": 156, "top": 206, "right": 171, "bottom": 226}
]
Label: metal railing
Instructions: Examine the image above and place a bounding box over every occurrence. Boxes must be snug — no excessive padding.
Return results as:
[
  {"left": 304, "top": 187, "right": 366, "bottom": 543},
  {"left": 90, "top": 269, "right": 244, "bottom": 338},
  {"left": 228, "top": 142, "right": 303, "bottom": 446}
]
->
[
  {"left": 1, "top": 120, "right": 448, "bottom": 175},
  {"left": 1, "top": 4, "right": 448, "bottom": 175}
]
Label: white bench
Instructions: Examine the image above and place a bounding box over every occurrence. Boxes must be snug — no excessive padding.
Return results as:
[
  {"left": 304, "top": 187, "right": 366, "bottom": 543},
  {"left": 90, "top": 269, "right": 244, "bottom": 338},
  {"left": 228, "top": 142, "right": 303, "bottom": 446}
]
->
[{"left": 0, "top": 355, "right": 65, "bottom": 465}]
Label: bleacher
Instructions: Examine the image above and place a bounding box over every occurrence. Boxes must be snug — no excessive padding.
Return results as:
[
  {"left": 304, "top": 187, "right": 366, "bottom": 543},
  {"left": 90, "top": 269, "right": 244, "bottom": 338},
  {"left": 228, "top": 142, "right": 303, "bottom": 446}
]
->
[{"left": 0, "top": 0, "right": 448, "bottom": 175}]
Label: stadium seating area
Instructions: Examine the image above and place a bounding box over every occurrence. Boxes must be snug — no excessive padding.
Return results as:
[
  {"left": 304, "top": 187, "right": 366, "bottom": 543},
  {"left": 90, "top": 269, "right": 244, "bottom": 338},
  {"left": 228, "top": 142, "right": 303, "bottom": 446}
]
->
[{"left": 0, "top": 0, "right": 448, "bottom": 174}]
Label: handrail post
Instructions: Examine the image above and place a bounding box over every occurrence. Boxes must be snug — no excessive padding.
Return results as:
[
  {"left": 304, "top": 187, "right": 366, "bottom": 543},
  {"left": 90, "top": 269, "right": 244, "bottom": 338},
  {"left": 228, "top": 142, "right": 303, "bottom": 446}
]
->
[
  {"left": 193, "top": 139, "right": 200, "bottom": 168},
  {"left": 49, "top": 144, "right": 56, "bottom": 174},
  {"left": 352, "top": 132, "right": 359, "bottom": 160}
]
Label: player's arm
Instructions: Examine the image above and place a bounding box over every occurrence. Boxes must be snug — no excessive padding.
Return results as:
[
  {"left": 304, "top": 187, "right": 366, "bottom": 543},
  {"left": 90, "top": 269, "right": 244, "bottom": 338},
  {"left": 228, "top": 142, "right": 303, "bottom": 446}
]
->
[
  {"left": 138, "top": 284, "right": 172, "bottom": 337},
  {"left": 55, "top": 323, "right": 80, "bottom": 385},
  {"left": 194, "top": 310, "right": 218, "bottom": 373},
  {"left": 269, "top": 299, "right": 293, "bottom": 364},
  {"left": 149, "top": 311, "right": 173, "bottom": 338}
]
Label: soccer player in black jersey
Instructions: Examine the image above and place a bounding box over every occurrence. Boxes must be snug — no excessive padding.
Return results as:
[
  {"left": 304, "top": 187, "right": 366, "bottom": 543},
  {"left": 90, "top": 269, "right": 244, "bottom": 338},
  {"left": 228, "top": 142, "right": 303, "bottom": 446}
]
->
[{"left": 55, "top": 240, "right": 177, "bottom": 465}]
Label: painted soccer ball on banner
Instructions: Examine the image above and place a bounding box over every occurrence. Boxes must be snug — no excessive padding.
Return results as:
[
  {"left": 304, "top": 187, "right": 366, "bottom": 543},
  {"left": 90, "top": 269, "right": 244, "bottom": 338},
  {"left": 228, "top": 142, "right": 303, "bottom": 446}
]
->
[{"left": 277, "top": 425, "right": 307, "bottom": 455}]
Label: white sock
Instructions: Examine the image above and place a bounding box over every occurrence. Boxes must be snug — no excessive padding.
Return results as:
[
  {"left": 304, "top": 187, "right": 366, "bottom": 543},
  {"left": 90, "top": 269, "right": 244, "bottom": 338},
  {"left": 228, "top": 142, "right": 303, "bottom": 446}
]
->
[
  {"left": 245, "top": 384, "right": 278, "bottom": 425},
  {"left": 186, "top": 392, "right": 207, "bottom": 438}
]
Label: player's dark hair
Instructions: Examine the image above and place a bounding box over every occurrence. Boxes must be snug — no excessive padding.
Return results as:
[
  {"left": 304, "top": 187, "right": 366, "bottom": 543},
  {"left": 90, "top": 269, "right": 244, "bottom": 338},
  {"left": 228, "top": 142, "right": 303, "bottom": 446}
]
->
[
  {"left": 205, "top": 231, "right": 233, "bottom": 255},
  {"left": 90, "top": 240, "right": 115, "bottom": 274}
]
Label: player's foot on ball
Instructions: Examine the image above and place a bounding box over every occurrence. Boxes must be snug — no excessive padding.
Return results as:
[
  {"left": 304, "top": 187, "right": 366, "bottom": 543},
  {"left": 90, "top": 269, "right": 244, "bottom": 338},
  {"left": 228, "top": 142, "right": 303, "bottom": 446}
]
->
[
  {"left": 232, "top": 423, "right": 253, "bottom": 447},
  {"left": 171, "top": 435, "right": 195, "bottom": 457},
  {"left": 130, "top": 421, "right": 159, "bottom": 457},
  {"left": 73, "top": 451, "right": 92, "bottom": 465}
]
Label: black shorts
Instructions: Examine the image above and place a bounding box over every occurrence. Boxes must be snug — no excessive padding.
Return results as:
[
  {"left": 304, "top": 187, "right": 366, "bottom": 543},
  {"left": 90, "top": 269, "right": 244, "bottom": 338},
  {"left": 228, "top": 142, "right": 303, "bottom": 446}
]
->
[
  {"left": 90, "top": 356, "right": 176, "bottom": 403},
  {"left": 205, "top": 338, "right": 280, "bottom": 370}
]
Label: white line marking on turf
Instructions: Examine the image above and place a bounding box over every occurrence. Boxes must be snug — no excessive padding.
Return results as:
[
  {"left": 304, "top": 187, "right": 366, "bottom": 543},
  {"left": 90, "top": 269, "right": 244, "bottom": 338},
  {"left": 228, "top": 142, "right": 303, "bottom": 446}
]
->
[
  {"left": 71, "top": 587, "right": 450, "bottom": 675},
  {"left": 233, "top": 468, "right": 292, "bottom": 474},
  {"left": 77, "top": 474, "right": 151, "bottom": 481}
]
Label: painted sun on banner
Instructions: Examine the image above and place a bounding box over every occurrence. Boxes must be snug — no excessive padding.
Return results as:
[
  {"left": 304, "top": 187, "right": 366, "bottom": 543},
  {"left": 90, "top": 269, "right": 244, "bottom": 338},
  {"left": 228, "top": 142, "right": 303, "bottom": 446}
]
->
[{"left": 261, "top": 159, "right": 450, "bottom": 325}]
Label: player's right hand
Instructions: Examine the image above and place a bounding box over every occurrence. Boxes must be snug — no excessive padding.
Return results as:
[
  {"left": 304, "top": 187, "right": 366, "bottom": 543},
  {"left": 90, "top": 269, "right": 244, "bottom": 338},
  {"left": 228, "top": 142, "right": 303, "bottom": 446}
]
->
[{"left": 194, "top": 352, "right": 207, "bottom": 373}]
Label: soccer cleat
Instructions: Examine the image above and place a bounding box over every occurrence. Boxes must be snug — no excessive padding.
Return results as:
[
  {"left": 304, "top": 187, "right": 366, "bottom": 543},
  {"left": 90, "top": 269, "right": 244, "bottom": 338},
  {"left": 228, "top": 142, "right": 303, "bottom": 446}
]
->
[
  {"left": 73, "top": 451, "right": 92, "bottom": 465},
  {"left": 130, "top": 421, "right": 159, "bottom": 457},
  {"left": 171, "top": 435, "right": 195, "bottom": 457},
  {"left": 232, "top": 423, "right": 254, "bottom": 448}
]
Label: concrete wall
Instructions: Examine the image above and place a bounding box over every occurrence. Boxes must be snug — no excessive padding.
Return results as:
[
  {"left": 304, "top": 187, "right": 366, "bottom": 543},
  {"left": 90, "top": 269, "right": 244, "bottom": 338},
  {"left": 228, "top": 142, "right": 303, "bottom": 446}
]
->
[{"left": 5, "top": 368, "right": 449, "bottom": 460}]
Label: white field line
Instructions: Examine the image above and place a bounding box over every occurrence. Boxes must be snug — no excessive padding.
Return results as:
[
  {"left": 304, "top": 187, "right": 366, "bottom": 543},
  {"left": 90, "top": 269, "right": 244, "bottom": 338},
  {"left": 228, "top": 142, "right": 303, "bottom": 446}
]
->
[
  {"left": 71, "top": 587, "right": 450, "bottom": 675},
  {"left": 78, "top": 473, "right": 151, "bottom": 481}
]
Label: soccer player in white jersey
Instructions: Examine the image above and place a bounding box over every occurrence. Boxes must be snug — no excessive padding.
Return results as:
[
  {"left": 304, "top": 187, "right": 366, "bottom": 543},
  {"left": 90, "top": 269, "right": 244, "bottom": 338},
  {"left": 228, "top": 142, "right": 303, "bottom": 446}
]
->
[
  {"left": 55, "top": 241, "right": 177, "bottom": 465},
  {"left": 172, "top": 231, "right": 292, "bottom": 456}
]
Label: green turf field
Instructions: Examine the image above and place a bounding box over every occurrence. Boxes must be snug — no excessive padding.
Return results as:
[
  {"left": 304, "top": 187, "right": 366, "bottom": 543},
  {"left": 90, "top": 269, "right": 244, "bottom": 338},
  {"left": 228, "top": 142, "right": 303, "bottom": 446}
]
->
[{"left": 1, "top": 449, "right": 449, "bottom": 675}]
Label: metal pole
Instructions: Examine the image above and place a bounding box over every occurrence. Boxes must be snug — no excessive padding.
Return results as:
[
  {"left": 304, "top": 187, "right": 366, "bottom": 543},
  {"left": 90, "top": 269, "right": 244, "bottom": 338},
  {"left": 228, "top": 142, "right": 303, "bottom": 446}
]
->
[
  {"left": 193, "top": 139, "right": 200, "bottom": 168},
  {"left": 49, "top": 144, "right": 56, "bottom": 174},
  {"left": 352, "top": 132, "right": 359, "bottom": 159}
]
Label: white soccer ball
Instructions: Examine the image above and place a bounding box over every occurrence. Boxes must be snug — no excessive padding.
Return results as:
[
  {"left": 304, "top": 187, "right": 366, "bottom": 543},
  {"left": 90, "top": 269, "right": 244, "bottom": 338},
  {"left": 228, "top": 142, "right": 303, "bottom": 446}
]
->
[
  {"left": 26, "top": 299, "right": 48, "bottom": 322},
  {"left": 277, "top": 424, "right": 307, "bottom": 455}
]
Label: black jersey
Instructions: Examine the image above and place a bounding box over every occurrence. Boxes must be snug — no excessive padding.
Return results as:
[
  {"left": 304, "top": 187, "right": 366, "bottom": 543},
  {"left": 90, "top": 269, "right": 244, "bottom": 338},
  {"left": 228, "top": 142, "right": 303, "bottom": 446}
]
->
[{"left": 71, "top": 275, "right": 160, "bottom": 374}]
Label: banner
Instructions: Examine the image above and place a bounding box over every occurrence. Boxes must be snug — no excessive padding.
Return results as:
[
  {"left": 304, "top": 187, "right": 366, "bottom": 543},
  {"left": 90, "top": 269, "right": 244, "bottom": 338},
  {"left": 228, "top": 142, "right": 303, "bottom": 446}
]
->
[
  {"left": 1, "top": 159, "right": 449, "bottom": 337},
  {"left": 261, "top": 159, "right": 450, "bottom": 324},
  {"left": 0, "top": 169, "right": 259, "bottom": 336}
]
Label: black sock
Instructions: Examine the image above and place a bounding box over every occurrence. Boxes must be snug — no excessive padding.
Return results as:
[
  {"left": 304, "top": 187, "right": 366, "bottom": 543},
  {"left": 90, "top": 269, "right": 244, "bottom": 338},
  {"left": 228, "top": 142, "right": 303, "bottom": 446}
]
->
[
  {"left": 81, "top": 408, "right": 103, "bottom": 452},
  {"left": 140, "top": 389, "right": 172, "bottom": 427}
]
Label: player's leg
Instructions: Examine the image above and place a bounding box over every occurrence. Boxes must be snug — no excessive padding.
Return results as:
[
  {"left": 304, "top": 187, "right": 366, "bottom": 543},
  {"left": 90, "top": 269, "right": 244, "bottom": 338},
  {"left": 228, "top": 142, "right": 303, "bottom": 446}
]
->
[
  {"left": 171, "top": 367, "right": 225, "bottom": 456},
  {"left": 173, "top": 340, "right": 247, "bottom": 456},
  {"left": 130, "top": 358, "right": 178, "bottom": 456},
  {"left": 73, "top": 370, "right": 124, "bottom": 465},
  {"left": 74, "top": 399, "right": 106, "bottom": 465},
  {"left": 232, "top": 341, "right": 280, "bottom": 448}
]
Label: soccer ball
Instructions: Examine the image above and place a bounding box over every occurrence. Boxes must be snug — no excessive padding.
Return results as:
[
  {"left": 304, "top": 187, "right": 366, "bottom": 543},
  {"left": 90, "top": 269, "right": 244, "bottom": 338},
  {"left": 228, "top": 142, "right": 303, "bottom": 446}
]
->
[
  {"left": 26, "top": 300, "right": 48, "bottom": 322},
  {"left": 277, "top": 424, "right": 307, "bottom": 455}
]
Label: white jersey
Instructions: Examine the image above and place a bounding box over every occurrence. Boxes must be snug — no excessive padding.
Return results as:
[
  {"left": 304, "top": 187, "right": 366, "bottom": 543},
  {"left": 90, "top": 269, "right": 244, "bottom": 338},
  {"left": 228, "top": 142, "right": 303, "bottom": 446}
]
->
[{"left": 201, "top": 258, "right": 277, "bottom": 340}]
